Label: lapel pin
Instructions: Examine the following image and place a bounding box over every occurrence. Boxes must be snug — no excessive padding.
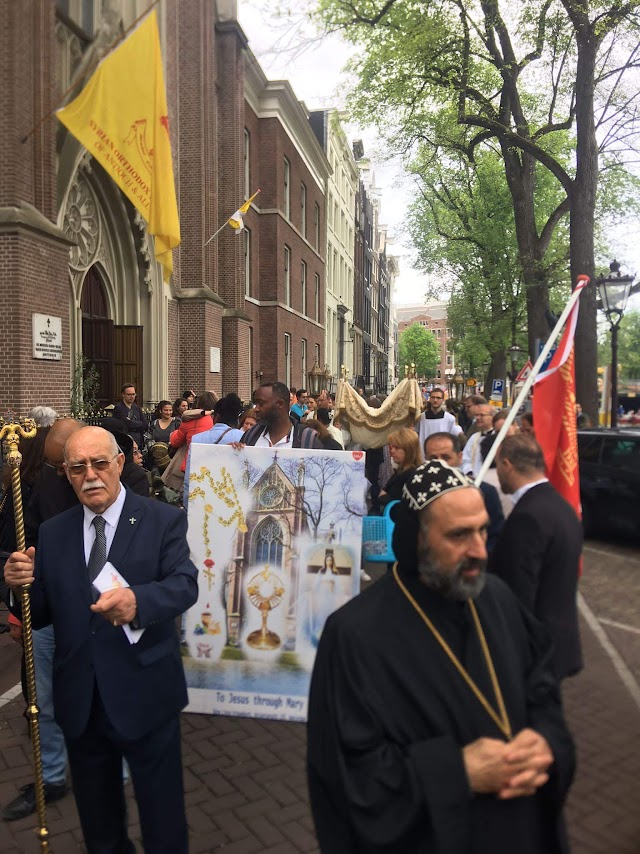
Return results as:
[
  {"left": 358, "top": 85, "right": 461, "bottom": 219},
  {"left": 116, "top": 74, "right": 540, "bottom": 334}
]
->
[{"left": 129, "top": 517, "right": 137, "bottom": 525}]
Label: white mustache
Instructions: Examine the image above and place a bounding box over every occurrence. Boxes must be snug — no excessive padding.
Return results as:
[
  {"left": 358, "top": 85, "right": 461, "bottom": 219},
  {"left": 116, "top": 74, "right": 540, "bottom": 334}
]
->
[{"left": 82, "top": 478, "right": 106, "bottom": 492}]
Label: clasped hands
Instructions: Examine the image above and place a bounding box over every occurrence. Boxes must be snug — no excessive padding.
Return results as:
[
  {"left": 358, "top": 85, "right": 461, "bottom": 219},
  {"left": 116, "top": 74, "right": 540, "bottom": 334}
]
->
[
  {"left": 463, "top": 728, "right": 554, "bottom": 799},
  {"left": 4, "top": 547, "right": 137, "bottom": 626}
]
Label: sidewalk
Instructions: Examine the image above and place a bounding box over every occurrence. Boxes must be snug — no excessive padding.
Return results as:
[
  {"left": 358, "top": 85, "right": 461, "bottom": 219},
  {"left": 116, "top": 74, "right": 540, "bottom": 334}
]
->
[{"left": 0, "top": 611, "right": 639, "bottom": 853}]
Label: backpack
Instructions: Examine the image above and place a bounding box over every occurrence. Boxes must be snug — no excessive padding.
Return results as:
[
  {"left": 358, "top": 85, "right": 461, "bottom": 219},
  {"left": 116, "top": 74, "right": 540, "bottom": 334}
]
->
[{"left": 243, "top": 422, "right": 321, "bottom": 449}]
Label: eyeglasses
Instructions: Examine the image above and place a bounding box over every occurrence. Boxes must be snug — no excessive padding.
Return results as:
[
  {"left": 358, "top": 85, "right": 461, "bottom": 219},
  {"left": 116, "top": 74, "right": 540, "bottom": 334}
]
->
[
  {"left": 45, "top": 461, "right": 66, "bottom": 475},
  {"left": 65, "top": 454, "right": 119, "bottom": 478}
]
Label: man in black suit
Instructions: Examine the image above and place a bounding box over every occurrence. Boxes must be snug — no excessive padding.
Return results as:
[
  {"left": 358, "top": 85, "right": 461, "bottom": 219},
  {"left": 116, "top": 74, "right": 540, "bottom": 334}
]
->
[
  {"left": 490, "top": 433, "right": 583, "bottom": 680},
  {"left": 4, "top": 426, "right": 198, "bottom": 852}
]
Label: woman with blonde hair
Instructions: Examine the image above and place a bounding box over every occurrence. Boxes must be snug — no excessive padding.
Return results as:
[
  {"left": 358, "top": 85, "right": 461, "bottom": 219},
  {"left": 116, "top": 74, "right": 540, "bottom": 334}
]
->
[{"left": 378, "top": 427, "right": 423, "bottom": 508}]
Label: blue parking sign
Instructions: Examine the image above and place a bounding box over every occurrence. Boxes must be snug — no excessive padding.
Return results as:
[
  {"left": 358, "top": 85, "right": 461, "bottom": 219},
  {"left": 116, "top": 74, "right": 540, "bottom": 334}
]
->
[{"left": 491, "top": 379, "right": 504, "bottom": 397}]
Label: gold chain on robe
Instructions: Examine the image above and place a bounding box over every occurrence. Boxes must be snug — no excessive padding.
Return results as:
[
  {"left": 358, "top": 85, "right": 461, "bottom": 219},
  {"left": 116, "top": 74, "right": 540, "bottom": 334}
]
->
[{"left": 392, "top": 564, "right": 512, "bottom": 741}]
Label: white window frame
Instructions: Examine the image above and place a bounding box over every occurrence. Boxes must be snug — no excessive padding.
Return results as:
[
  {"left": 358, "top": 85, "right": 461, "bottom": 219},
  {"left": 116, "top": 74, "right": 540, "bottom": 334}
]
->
[
  {"left": 314, "top": 202, "right": 320, "bottom": 250},
  {"left": 314, "top": 273, "right": 320, "bottom": 322},
  {"left": 243, "top": 228, "right": 251, "bottom": 298},
  {"left": 301, "top": 338, "right": 307, "bottom": 388},
  {"left": 284, "top": 246, "right": 291, "bottom": 306},
  {"left": 243, "top": 129, "right": 250, "bottom": 198},
  {"left": 284, "top": 157, "right": 291, "bottom": 220},
  {"left": 301, "top": 261, "right": 307, "bottom": 316},
  {"left": 284, "top": 333, "right": 292, "bottom": 388},
  {"left": 301, "top": 183, "right": 307, "bottom": 239}
]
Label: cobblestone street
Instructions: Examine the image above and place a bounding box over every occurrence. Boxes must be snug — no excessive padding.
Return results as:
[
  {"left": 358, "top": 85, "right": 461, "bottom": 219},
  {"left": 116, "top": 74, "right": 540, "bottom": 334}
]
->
[{"left": 1, "top": 540, "right": 639, "bottom": 853}]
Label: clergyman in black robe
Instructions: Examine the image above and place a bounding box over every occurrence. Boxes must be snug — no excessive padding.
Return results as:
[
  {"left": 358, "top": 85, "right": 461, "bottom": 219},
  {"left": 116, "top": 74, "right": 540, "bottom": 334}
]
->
[{"left": 307, "top": 460, "right": 575, "bottom": 854}]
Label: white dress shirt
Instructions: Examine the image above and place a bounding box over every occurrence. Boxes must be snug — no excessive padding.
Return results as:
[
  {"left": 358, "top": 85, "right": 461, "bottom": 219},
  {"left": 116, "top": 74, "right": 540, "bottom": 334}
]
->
[
  {"left": 82, "top": 483, "right": 127, "bottom": 564},
  {"left": 510, "top": 478, "right": 549, "bottom": 508}
]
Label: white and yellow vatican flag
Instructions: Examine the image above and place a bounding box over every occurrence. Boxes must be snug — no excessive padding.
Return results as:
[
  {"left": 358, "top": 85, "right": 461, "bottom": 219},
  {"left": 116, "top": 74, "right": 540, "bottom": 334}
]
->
[
  {"left": 57, "top": 10, "right": 180, "bottom": 281},
  {"left": 228, "top": 189, "right": 261, "bottom": 232}
]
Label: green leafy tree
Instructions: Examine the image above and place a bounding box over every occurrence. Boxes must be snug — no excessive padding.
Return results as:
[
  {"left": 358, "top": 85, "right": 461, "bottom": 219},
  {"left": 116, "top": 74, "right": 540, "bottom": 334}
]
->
[
  {"left": 598, "top": 309, "right": 640, "bottom": 380},
  {"left": 314, "top": 0, "right": 640, "bottom": 420},
  {"left": 398, "top": 324, "right": 440, "bottom": 380}
]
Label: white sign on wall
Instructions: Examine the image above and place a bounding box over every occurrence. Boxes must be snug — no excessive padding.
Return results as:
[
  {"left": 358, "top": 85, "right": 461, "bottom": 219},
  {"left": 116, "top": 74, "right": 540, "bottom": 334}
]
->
[
  {"left": 209, "top": 347, "right": 221, "bottom": 373},
  {"left": 32, "top": 314, "right": 62, "bottom": 361}
]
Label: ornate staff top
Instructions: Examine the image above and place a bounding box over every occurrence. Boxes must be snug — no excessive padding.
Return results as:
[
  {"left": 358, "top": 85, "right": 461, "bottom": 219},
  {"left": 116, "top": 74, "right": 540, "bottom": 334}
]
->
[{"left": 0, "top": 418, "right": 37, "bottom": 467}]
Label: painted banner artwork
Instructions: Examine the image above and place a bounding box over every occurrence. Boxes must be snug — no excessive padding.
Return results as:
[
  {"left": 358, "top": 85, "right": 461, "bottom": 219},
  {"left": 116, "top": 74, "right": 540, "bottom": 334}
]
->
[{"left": 183, "top": 444, "right": 366, "bottom": 722}]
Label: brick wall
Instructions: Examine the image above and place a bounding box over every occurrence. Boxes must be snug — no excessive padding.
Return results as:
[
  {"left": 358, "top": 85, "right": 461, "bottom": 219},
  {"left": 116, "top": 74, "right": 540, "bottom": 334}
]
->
[
  {"left": 0, "top": 1, "right": 71, "bottom": 415},
  {"left": 247, "top": 113, "right": 326, "bottom": 389}
]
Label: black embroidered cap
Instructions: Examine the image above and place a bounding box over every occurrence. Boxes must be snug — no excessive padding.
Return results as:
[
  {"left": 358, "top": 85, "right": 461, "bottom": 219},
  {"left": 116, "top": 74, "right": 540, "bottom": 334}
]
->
[{"left": 401, "top": 460, "right": 476, "bottom": 511}]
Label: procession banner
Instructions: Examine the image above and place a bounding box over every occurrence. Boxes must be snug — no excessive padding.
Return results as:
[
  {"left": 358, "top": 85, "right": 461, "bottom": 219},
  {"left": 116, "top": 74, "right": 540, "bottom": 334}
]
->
[
  {"left": 183, "top": 444, "right": 366, "bottom": 722},
  {"left": 56, "top": 10, "right": 179, "bottom": 280}
]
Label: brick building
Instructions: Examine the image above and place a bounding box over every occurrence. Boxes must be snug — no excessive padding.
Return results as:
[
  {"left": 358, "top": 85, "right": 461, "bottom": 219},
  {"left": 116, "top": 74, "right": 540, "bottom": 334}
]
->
[
  {"left": 396, "top": 302, "right": 453, "bottom": 382},
  {"left": 0, "top": 0, "right": 328, "bottom": 414}
]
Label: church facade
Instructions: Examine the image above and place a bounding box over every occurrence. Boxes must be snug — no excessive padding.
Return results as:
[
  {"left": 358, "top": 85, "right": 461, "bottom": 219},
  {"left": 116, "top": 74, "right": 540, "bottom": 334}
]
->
[{"left": 0, "top": 0, "right": 328, "bottom": 414}]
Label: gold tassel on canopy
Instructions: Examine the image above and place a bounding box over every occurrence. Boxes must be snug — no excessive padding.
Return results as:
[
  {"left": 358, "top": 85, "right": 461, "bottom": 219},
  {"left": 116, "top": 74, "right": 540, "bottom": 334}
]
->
[{"left": 334, "top": 378, "right": 423, "bottom": 448}]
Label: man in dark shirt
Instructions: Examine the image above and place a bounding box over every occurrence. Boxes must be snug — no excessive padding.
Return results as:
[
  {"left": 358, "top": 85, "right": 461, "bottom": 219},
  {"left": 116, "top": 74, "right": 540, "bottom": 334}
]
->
[{"left": 113, "top": 383, "right": 148, "bottom": 449}]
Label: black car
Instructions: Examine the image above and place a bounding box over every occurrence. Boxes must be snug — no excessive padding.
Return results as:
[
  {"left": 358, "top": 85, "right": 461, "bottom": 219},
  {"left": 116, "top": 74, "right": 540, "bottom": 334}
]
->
[{"left": 578, "top": 428, "right": 640, "bottom": 538}]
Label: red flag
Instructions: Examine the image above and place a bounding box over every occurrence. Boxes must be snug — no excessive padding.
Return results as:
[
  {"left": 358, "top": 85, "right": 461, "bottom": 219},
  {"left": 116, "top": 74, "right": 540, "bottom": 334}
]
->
[{"left": 532, "top": 278, "right": 588, "bottom": 519}]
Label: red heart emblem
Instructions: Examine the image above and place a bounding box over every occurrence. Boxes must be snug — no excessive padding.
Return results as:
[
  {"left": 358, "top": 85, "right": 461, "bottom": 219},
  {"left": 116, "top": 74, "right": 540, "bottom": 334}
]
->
[{"left": 352, "top": 451, "right": 364, "bottom": 461}]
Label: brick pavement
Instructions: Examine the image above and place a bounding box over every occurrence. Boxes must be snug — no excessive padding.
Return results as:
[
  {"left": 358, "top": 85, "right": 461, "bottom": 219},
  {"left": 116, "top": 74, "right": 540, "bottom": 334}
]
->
[{"left": 0, "top": 609, "right": 639, "bottom": 852}]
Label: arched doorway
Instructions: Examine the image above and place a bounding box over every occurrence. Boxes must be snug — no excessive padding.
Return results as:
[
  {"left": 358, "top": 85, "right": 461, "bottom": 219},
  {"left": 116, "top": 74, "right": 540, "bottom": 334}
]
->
[
  {"left": 81, "top": 265, "right": 144, "bottom": 408},
  {"left": 81, "top": 266, "right": 113, "bottom": 407}
]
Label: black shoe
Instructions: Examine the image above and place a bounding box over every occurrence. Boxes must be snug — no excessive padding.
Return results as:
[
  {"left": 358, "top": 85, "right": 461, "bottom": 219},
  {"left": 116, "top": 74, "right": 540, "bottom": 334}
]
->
[{"left": 2, "top": 781, "right": 68, "bottom": 821}]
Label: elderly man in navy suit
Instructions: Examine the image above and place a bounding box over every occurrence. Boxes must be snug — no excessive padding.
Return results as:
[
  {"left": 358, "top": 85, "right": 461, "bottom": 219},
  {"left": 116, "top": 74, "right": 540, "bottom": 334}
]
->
[{"left": 4, "top": 426, "right": 198, "bottom": 854}]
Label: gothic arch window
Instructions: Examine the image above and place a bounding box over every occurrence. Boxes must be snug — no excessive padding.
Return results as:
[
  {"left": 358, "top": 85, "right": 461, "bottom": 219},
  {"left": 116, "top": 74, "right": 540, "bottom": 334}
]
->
[
  {"left": 81, "top": 266, "right": 109, "bottom": 318},
  {"left": 254, "top": 518, "right": 284, "bottom": 568}
]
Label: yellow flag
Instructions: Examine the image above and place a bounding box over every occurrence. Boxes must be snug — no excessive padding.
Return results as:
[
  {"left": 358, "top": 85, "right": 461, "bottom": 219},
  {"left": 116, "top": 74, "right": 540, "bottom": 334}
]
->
[
  {"left": 57, "top": 11, "right": 180, "bottom": 281},
  {"left": 228, "top": 189, "right": 261, "bottom": 231}
]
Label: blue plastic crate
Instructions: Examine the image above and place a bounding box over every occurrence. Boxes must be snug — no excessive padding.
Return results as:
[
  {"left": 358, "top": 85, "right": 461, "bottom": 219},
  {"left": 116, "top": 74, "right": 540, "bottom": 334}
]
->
[{"left": 362, "top": 500, "right": 398, "bottom": 563}]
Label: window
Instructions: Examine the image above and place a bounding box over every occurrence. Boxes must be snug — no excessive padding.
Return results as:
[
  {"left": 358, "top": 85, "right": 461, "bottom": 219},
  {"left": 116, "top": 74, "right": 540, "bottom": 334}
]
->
[
  {"left": 243, "top": 129, "right": 250, "bottom": 198},
  {"left": 255, "top": 519, "right": 283, "bottom": 567},
  {"left": 284, "top": 333, "right": 292, "bottom": 388},
  {"left": 314, "top": 273, "right": 320, "bottom": 321},
  {"left": 578, "top": 434, "right": 602, "bottom": 463},
  {"left": 314, "top": 202, "right": 320, "bottom": 250},
  {"left": 284, "top": 246, "right": 291, "bottom": 306},
  {"left": 437, "top": 328, "right": 442, "bottom": 338},
  {"left": 301, "top": 261, "right": 307, "bottom": 316},
  {"left": 301, "top": 338, "right": 307, "bottom": 387},
  {"left": 301, "top": 183, "right": 307, "bottom": 239},
  {"left": 243, "top": 228, "right": 251, "bottom": 298},
  {"left": 284, "top": 157, "right": 291, "bottom": 220},
  {"left": 601, "top": 438, "right": 640, "bottom": 471}
]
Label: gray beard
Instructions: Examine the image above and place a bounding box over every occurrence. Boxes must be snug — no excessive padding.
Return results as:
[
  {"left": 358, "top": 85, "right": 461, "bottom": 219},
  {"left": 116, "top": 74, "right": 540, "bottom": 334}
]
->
[{"left": 417, "top": 549, "right": 487, "bottom": 601}]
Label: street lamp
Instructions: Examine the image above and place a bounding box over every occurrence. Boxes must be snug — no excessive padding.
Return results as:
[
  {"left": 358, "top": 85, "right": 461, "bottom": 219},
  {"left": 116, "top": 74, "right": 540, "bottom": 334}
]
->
[
  {"left": 444, "top": 368, "right": 455, "bottom": 398},
  {"left": 507, "top": 343, "right": 524, "bottom": 404},
  {"left": 307, "top": 359, "right": 325, "bottom": 396},
  {"left": 453, "top": 373, "right": 465, "bottom": 399},
  {"left": 597, "top": 260, "right": 634, "bottom": 428}
]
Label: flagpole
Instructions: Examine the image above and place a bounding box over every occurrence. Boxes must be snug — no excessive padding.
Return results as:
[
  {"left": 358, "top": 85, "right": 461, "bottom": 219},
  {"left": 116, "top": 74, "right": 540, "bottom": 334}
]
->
[
  {"left": 475, "top": 276, "right": 590, "bottom": 486},
  {"left": 21, "top": 0, "right": 161, "bottom": 144},
  {"left": 203, "top": 221, "right": 231, "bottom": 248}
]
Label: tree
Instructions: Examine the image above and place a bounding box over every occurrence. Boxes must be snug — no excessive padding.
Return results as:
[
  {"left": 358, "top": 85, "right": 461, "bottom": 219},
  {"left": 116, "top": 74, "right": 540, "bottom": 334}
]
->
[
  {"left": 315, "top": 0, "right": 640, "bottom": 420},
  {"left": 398, "top": 324, "right": 440, "bottom": 379},
  {"left": 598, "top": 309, "right": 640, "bottom": 379}
]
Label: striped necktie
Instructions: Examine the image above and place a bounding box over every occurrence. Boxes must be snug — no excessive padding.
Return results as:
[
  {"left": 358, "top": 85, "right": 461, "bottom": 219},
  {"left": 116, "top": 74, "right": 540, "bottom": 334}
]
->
[{"left": 88, "top": 516, "right": 107, "bottom": 592}]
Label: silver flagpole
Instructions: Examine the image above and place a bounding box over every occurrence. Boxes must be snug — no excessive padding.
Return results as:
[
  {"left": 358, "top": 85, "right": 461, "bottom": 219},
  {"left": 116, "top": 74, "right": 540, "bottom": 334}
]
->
[{"left": 475, "top": 276, "right": 589, "bottom": 486}]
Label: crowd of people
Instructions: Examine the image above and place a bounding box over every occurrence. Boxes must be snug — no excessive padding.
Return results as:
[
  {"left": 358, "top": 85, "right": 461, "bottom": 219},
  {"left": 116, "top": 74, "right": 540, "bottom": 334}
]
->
[{"left": 0, "top": 378, "right": 584, "bottom": 853}]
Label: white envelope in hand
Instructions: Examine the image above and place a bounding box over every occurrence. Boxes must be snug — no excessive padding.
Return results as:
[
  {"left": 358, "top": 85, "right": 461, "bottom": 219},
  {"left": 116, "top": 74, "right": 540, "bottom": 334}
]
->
[{"left": 93, "top": 562, "right": 145, "bottom": 644}]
